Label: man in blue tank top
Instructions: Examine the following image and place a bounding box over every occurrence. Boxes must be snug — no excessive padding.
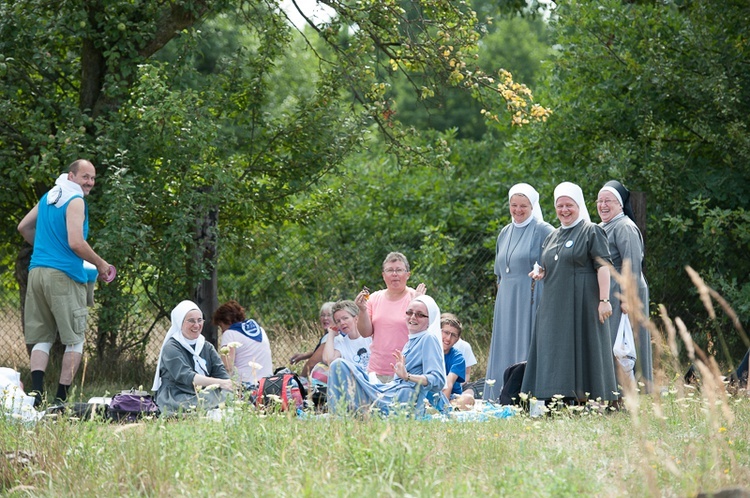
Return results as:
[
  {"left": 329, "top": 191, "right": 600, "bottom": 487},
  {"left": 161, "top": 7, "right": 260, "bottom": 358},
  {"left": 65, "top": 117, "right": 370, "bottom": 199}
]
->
[{"left": 17, "top": 159, "right": 111, "bottom": 406}]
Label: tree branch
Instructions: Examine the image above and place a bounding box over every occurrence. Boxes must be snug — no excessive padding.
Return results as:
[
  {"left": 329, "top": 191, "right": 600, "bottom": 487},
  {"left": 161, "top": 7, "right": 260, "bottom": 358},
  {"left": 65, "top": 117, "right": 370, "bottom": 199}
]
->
[{"left": 139, "top": 1, "right": 214, "bottom": 59}]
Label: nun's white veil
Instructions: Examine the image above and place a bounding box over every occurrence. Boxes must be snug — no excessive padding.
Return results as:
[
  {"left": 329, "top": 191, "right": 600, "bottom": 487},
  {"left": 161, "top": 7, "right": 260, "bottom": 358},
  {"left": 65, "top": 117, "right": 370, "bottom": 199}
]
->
[
  {"left": 554, "top": 182, "right": 591, "bottom": 227},
  {"left": 411, "top": 294, "right": 447, "bottom": 388},
  {"left": 151, "top": 300, "right": 207, "bottom": 392},
  {"left": 508, "top": 183, "right": 545, "bottom": 225}
]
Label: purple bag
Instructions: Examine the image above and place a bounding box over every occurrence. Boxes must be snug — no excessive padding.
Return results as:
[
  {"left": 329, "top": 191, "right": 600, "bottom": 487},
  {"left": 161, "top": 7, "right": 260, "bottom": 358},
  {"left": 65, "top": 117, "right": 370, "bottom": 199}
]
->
[{"left": 107, "top": 390, "right": 160, "bottom": 422}]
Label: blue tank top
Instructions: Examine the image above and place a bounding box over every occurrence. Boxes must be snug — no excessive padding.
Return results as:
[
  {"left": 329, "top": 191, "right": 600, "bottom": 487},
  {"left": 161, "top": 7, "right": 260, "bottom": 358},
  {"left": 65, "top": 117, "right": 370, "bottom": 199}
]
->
[{"left": 29, "top": 192, "right": 89, "bottom": 283}]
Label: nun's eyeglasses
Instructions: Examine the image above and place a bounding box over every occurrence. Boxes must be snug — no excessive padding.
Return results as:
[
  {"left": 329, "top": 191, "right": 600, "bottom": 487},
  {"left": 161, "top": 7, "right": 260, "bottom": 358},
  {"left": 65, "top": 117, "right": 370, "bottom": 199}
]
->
[
  {"left": 185, "top": 318, "right": 205, "bottom": 325},
  {"left": 405, "top": 310, "right": 428, "bottom": 319}
]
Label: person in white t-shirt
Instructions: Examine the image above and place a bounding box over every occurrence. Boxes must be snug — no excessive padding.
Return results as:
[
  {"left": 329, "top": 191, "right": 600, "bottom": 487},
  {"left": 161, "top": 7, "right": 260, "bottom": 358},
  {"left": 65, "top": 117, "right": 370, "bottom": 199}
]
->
[
  {"left": 454, "top": 338, "right": 477, "bottom": 382},
  {"left": 212, "top": 300, "right": 273, "bottom": 385},
  {"left": 323, "top": 300, "right": 372, "bottom": 370}
]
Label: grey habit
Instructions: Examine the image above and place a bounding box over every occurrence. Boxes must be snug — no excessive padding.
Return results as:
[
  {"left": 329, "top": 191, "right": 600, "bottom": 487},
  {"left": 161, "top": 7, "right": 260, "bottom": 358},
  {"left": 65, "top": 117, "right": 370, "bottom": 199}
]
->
[
  {"left": 601, "top": 213, "right": 653, "bottom": 389},
  {"left": 484, "top": 217, "right": 553, "bottom": 400},
  {"left": 521, "top": 221, "right": 618, "bottom": 402},
  {"left": 155, "top": 338, "right": 230, "bottom": 416}
]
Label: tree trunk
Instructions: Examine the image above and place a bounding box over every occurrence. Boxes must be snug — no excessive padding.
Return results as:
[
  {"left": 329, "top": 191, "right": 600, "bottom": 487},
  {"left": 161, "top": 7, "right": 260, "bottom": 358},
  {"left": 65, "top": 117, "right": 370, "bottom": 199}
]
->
[
  {"left": 14, "top": 245, "right": 33, "bottom": 355},
  {"left": 194, "top": 266, "right": 219, "bottom": 346},
  {"left": 192, "top": 194, "right": 219, "bottom": 346}
]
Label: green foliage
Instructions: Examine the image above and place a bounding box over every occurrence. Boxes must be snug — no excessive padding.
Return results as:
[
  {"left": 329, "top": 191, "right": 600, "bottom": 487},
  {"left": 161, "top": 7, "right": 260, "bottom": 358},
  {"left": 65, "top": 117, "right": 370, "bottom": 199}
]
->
[
  {"left": 3, "top": 0, "right": 546, "bottom": 363},
  {"left": 391, "top": 14, "right": 553, "bottom": 140},
  {"left": 219, "top": 130, "right": 523, "bottom": 344},
  {"left": 507, "top": 0, "right": 750, "bottom": 360}
]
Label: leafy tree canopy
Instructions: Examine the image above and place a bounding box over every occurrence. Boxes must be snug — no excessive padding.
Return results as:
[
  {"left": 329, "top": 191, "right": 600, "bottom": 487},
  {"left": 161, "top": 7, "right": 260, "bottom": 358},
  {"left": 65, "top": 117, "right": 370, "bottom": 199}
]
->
[{"left": 0, "top": 0, "right": 547, "bottom": 359}]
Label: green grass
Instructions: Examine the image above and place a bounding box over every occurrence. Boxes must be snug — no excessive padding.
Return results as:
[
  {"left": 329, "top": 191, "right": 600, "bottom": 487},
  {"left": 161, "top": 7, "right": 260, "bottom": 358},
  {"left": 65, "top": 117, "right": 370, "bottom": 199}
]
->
[
  {"left": 4, "top": 269, "right": 749, "bottom": 497},
  {"left": 1, "top": 389, "right": 749, "bottom": 497}
]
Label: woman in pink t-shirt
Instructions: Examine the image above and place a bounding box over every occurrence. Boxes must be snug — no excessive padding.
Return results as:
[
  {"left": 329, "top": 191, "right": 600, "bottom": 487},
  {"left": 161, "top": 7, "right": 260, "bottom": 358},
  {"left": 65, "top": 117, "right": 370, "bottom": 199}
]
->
[{"left": 355, "top": 252, "right": 425, "bottom": 382}]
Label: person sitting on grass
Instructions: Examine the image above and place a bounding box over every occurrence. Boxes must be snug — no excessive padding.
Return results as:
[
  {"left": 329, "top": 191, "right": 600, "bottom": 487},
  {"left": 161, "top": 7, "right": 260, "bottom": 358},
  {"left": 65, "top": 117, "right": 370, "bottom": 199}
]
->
[
  {"left": 327, "top": 295, "right": 445, "bottom": 417},
  {"left": 309, "top": 300, "right": 373, "bottom": 387},
  {"left": 152, "top": 300, "right": 233, "bottom": 416},
  {"left": 322, "top": 300, "right": 372, "bottom": 369},
  {"left": 427, "top": 313, "right": 475, "bottom": 411},
  {"left": 212, "top": 300, "right": 273, "bottom": 386},
  {"left": 289, "top": 301, "right": 337, "bottom": 379}
]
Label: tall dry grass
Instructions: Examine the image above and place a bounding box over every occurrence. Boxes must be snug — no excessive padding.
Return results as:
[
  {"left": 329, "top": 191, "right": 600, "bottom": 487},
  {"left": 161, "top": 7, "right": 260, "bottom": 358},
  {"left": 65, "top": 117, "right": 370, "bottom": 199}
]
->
[{"left": 609, "top": 263, "right": 748, "bottom": 496}]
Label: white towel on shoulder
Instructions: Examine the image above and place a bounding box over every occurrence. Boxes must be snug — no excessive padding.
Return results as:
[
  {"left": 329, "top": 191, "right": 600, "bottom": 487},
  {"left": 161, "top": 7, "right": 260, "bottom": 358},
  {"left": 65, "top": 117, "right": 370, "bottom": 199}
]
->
[{"left": 46, "top": 174, "right": 83, "bottom": 208}]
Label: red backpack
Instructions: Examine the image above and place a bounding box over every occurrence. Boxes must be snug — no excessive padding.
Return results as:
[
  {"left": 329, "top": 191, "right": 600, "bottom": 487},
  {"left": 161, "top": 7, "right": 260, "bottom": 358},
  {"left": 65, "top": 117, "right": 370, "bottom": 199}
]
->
[{"left": 256, "top": 372, "right": 306, "bottom": 411}]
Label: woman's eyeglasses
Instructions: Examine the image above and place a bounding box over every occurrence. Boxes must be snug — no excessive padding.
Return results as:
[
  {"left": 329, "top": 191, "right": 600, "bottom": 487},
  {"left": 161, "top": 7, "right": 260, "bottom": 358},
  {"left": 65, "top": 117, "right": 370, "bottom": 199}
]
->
[
  {"left": 405, "top": 310, "right": 428, "bottom": 319},
  {"left": 383, "top": 268, "right": 408, "bottom": 275},
  {"left": 185, "top": 318, "right": 205, "bottom": 325}
]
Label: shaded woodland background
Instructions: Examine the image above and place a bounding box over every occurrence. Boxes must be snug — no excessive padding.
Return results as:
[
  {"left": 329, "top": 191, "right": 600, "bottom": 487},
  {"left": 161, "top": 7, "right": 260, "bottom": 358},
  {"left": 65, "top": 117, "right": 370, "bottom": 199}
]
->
[{"left": 1, "top": 0, "right": 748, "bottom": 378}]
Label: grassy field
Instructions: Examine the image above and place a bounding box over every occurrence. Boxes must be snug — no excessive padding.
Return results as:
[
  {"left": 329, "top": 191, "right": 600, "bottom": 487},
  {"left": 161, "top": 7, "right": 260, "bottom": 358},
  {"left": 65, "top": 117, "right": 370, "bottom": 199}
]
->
[
  {"left": 2, "top": 271, "right": 749, "bottom": 497},
  {"left": 1, "top": 383, "right": 749, "bottom": 497}
]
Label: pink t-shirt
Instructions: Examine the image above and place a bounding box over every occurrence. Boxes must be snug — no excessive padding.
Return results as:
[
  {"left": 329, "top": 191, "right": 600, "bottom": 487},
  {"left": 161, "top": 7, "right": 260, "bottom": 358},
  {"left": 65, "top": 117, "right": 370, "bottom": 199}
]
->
[{"left": 365, "top": 288, "right": 416, "bottom": 375}]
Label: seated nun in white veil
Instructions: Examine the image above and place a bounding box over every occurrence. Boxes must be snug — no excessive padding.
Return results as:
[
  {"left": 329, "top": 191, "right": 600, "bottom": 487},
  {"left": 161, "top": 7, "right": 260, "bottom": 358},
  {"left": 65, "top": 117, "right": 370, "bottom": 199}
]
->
[
  {"left": 327, "top": 294, "right": 446, "bottom": 417},
  {"left": 152, "top": 300, "right": 233, "bottom": 416}
]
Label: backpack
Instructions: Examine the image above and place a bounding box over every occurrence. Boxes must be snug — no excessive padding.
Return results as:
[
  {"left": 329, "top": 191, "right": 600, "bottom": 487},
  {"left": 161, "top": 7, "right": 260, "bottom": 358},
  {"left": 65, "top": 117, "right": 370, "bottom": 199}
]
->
[
  {"left": 107, "top": 389, "right": 160, "bottom": 422},
  {"left": 256, "top": 371, "right": 307, "bottom": 411}
]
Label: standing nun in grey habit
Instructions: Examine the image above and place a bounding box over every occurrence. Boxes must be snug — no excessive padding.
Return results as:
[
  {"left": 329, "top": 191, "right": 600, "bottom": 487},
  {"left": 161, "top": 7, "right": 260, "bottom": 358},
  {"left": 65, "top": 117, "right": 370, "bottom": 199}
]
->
[
  {"left": 521, "top": 182, "right": 617, "bottom": 404},
  {"left": 596, "top": 180, "right": 653, "bottom": 391},
  {"left": 484, "top": 183, "right": 553, "bottom": 401}
]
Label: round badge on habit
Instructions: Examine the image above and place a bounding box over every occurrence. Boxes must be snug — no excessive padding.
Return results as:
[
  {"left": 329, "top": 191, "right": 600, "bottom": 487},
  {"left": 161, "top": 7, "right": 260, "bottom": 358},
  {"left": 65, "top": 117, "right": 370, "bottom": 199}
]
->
[{"left": 565, "top": 240, "right": 574, "bottom": 248}]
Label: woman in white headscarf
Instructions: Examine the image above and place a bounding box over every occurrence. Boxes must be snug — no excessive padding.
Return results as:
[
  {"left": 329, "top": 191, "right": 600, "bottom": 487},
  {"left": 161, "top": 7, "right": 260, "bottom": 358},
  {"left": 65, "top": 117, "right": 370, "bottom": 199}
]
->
[
  {"left": 327, "top": 295, "right": 445, "bottom": 417},
  {"left": 152, "top": 300, "right": 233, "bottom": 416},
  {"left": 521, "top": 182, "right": 618, "bottom": 404},
  {"left": 484, "top": 183, "right": 554, "bottom": 401}
]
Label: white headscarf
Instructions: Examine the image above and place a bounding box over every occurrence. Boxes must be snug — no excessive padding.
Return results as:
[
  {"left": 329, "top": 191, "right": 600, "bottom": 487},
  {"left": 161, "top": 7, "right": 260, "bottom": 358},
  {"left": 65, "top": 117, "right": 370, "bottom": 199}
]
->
[
  {"left": 412, "top": 295, "right": 441, "bottom": 339},
  {"left": 151, "top": 300, "right": 208, "bottom": 392},
  {"left": 508, "top": 183, "right": 544, "bottom": 225},
  {"left": 599, "top": 186, "right": 623, "bottom": 207},
  {"left": 411, "top": 294, "right": 447, "bottom": 389},
  {"left": 47, "top": 174, "right": 84, "bottom": 208},
  {"left": 553, "top": 182, "right": 591, "bottom": 228}
]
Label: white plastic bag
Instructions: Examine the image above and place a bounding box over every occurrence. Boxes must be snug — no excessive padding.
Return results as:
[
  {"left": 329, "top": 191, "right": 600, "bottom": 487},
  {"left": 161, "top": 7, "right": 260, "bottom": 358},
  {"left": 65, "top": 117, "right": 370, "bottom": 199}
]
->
[
  {"left": 0, "top": 367, "right": 42, "bottom": 424},
  {"left": 613, "top": 314, "right": 637, "bottom": 382}
]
